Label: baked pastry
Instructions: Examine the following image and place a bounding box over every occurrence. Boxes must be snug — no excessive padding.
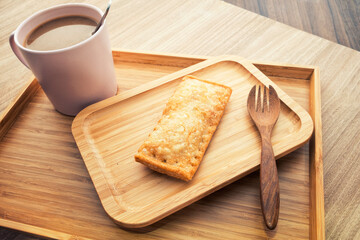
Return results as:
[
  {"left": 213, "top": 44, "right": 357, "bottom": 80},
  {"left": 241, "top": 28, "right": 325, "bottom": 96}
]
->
[{"left": 135, "top": 75, "right": 232, "bottom": 181}]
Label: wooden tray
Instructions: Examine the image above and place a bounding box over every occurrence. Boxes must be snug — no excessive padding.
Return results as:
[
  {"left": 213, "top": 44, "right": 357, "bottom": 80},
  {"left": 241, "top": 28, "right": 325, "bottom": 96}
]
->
[
  {"left": 0, "top": 50, "right": 324, "bottom": 239},
  {"left": 72, "top": 56, "right": 314, "bottom": 228}
]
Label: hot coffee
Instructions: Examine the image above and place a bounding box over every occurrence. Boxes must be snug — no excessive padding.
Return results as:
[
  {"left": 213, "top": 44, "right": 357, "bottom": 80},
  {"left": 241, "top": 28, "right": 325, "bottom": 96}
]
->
[
  {"left": 24, "top": 16, "right": 97, "bottom": 51},
  {"left": 10, "top": 4, "right": 117, "bottom": 115}
]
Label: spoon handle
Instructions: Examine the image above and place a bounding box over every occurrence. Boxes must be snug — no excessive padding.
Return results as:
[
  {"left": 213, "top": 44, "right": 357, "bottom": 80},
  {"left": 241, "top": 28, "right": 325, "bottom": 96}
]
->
[
  {"left": 260, "top": 133, "right": 280, "bottom": 230},
  {"left": 92, "top": 0, "right": 112, "bottom": 35}
]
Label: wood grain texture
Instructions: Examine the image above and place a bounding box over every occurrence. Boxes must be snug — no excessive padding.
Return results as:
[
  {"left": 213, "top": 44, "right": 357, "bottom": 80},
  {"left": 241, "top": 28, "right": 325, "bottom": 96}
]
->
[
  {"left": 247, "top": 85, "right": 281, "bottom": 229},
  {"left": 309, "top": 68, "right": 326, "bottom": 240},
  {"left": 0, "top": 79, "right": 39, "bottom": 142},
  {"left": 0, "top": 50, "right": 318, "bottom": 239},
  {"left": 225, "top": 0, "right": 360, "bottom": 51},
  {"left": 1, "top": 0, "right": 359, "bottom": 239},
  {"left": 72, "top": 56, "right": 313, "bottom": 229}
]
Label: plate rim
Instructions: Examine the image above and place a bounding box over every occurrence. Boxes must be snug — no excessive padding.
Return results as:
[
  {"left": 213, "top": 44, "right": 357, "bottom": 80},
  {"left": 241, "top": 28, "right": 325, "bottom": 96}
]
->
[{"left": 72, "top": 55, "right": 314, "bottom": 228}]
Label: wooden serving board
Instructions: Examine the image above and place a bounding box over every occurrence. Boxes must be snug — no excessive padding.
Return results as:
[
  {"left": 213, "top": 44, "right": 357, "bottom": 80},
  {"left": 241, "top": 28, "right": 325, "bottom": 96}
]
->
[
  {"left": 0, "top": 50, "right": 324, "bottom": 239},
  {"left": 72, "top": 56, "right": 314, "bottom": 228}
]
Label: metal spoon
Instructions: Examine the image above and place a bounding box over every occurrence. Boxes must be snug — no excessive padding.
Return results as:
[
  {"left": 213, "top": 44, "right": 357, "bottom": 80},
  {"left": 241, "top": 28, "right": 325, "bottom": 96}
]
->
[{"left": 92, "top": 0, "right": 112, "bottom": 35}]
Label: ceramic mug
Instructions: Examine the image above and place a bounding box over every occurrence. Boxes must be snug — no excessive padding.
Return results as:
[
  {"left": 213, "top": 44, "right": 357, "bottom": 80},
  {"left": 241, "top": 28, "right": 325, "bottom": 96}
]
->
[{"left": 9, "top": 3, "right": 117, "bottom": 116}]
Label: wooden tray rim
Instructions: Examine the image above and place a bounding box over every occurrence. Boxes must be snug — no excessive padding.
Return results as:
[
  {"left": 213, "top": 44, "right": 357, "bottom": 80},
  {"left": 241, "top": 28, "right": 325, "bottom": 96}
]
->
[
  {"left": 72, "top": 55, "right": 314, "bottom": 228},
  {"left": 0, "top": 49, "right": 325, "bottom": 240}
]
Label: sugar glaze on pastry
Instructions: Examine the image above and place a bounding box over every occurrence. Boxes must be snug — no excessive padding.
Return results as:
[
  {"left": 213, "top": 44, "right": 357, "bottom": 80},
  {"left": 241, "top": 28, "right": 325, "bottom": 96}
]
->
[{"left": 135, "top": 75, "right": 232, "bottom": 181}]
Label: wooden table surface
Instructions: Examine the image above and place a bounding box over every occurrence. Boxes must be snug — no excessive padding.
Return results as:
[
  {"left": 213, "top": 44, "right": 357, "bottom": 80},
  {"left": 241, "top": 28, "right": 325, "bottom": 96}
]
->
[
  {"left": 0, "top": 0, "right": 359, "bottom": 239},
  {"left": 226, "top": 0, "right": 360, "bottom": 51}
]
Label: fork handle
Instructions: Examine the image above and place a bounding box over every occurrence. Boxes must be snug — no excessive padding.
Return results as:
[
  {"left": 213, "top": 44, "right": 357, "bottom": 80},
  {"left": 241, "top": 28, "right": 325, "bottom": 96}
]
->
[{"left": 260, "top": 134, "right": 280, "bottom": 230}]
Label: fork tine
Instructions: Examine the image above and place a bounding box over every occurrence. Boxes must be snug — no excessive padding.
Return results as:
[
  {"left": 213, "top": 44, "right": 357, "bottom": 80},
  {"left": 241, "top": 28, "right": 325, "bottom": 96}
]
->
[
  {"left": 257, "top": 85, "right": 262, "bottom": 112},
  {"left": 263, "top": 86, "right": 267, "bottom": 112},
  {"left": 269, "top": 85, "right": 281, "bottom": 116},
  {"left": 269, "top": 85, "right": 278, "bottom": 97},
  {"left": 247, "top": 85, "right": 256, "bottom": 110},
  {"left": 269, "top": 85, "right": 280, "bottom": 105}
]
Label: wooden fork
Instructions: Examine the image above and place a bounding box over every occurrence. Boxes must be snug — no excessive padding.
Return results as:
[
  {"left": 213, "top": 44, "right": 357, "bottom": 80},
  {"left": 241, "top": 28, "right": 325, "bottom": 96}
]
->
[{"left": 247, "top": 85, "right": 281, "bottom": 230}]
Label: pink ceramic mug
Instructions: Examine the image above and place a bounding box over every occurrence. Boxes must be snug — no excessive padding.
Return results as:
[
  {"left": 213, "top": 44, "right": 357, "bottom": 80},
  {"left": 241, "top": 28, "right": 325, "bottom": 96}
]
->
[{"left": 9, "top": 3, "right": 117, "bottom": 116}]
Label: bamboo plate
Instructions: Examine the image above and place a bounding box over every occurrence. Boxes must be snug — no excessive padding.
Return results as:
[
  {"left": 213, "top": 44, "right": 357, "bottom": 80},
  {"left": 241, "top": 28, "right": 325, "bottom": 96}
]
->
[
  {"left": 72, "top": 56, "right": 314, "bottom": 228},
  {"left": 0, "top": 50, "right": 324, "bottom": 239}
]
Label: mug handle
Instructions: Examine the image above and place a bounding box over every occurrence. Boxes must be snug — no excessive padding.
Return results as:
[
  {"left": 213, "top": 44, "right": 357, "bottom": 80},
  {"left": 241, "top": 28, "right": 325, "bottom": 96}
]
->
[{"left": 9, "top": 32, "right": 30, "bottom": 69}]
